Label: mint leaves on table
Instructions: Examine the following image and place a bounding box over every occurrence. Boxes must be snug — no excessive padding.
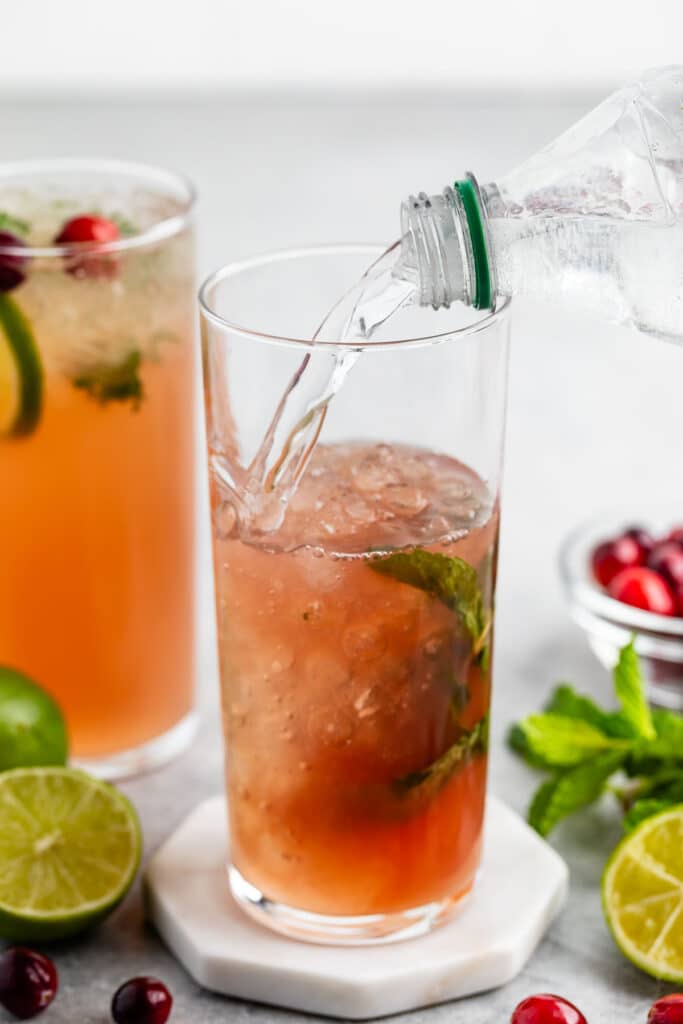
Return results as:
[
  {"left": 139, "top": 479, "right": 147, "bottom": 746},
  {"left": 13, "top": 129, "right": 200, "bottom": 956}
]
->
[
  {"left": 0, "top": 212, "right": 30, "bottom": 237},
  {"left": 393, "top": 715, "right": 488, "bottom": 796},
  {"left": 369, "top": 549, "right": 491, "bottom": 663},
  {"left": 73, "top": 350, "right": 144, "bottom": 408},
  {"left": 510, "top": 640, "right": 683, "bottom": 837}
]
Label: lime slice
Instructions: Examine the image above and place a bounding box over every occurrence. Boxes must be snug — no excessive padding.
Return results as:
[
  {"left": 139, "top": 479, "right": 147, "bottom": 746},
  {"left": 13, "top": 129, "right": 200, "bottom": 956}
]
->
[
  {"left": 0, "top": 293, "right": 43, "bottom": 437},
  {"left": 0, "top": 666, "right": 68, "bottom": 771},
  {"left": 602, "top": 805, "right": 683, "bottom": 982},
  {"left": 0, "top": 767, "right": 142, "bottom": 941}
]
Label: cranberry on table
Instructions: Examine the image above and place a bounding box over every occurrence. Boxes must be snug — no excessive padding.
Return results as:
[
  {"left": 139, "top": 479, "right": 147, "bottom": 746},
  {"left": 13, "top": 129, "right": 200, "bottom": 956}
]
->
[
  {"left": 649, "top": 994, "right": 683, "bottom": 1024},
  {"left": 0, "top": 947, "right": 58, "bottom": 1020},
  {"left": 111, "top": 977, "right": 173, "bottom": 1024},
  {"left": 511, "top": 993, "right": 587, "bottom": 1024},
  {"left": 54, "top": 215, "right": 120, "bottom": 278},
  {"left": 667, "top": 527, "right": 683, "bottom": 547},
  {"left": 648, "top": 543, "right": 683, "bottom": 587},
  {"left": 608, "top": 566, "right": 677, "bottom": 616},
  {"left": 0, "top": 231, "right": 30, "bottom": 292},
  {"left": 591, "top": 534, "right": 645, "bottom": 587}
]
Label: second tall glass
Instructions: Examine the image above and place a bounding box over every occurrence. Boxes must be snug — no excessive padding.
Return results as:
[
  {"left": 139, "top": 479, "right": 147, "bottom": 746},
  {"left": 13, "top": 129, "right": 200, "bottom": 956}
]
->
[
  {"left": 0, "top": 159, "right": 197, "bottom": 778},
  {"left": 201, "top": 246, "right": 510, "bottom": 944}
]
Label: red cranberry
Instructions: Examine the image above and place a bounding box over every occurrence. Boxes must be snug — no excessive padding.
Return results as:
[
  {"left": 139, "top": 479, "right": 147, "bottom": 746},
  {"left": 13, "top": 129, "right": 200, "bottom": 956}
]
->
[
  {"left": 54, "top": 215, "right": 120, "bottom": 278},
  {"left": 649, "top": 994, "right": 683, "bottom": 1024},
  {"left": 648, "top": 543, "right": 683, "bottom": 587},
  {"left": 666, "top": 527, "right": 683, "bottom": 547},
  {"left": 623, "top": 525, "right": 655, "bottom": 559},
  {"left": 0, "top": 948, "right": 58, "bottom": 1020},
  {"left": 0, "top": 231, "right": 30, "bottom": 292},
  {"left": 592, "top": 535, "right": 644, "bottom": 587},
  {"left": 111, "top": 977, "right": 172, "bottom": 1024},
  {"left": 608, "top": 566, "right": 676, "bottom": 615},
  {"left": 511, "top": 993, "right": 587, "bottom": 1024}
]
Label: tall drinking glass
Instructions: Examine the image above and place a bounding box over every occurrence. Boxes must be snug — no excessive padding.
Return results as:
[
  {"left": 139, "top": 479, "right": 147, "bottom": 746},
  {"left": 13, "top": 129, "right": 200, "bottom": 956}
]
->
[
  {"left": 0, "top": 159, "right": 197, "bottom": 778},
  {"left": 201, "top": 246, "right": 510, "bottom": 944}
]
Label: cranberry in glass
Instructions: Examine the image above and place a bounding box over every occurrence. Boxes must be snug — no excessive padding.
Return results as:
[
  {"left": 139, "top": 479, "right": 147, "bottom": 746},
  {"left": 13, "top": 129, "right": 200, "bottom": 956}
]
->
[
  {"left": 54, "top": 214, "right": 120, "bottom": 278},
  {"left": 0, "top": 231, "right": 30, "bottom": 292},
  {"left": 623, "top": 525, "right": 655, "bottom": 560},
  {"left": 511, "top": 993, "right": 587, "bottom": 1024},
  {"left": 592, "top": 535, "right": 644, "bottom": 587},
  {"left": 0, "top": 948, "right": 58, "bottom": 1020},
  {"left": 608, "top": 566, "right": 676, "bottom": 615},
  {"left": 649, "top": 995, "right": 683, "bottom": 1024},
  {"left": 111, "top": 977, "right": 173, "bottom": 1024},
  {"left": 648, "top": 543, "right": 683, "bottom": 587}
]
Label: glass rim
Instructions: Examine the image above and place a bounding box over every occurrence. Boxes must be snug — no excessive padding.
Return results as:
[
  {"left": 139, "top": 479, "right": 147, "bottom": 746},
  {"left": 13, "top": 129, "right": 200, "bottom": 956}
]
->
[
  {"left": 199, "top": 244, "right": 511, "bottom": 351},
  {"left": 0, "top": 157, "right": 196, "bottom": 258}
]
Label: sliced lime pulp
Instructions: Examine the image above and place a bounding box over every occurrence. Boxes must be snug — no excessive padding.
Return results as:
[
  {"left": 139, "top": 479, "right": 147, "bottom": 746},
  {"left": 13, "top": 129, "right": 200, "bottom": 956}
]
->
[
  {"left": 602, "top": 804, "right": 683, "bottom": 982},
  {"left": 0, "top": 767, "right": 142, "bottom": 941}
]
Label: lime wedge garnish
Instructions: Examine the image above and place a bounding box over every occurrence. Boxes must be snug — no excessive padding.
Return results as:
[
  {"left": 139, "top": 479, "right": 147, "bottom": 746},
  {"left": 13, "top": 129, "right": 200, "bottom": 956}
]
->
[
  {"left": 602, "top": 805, "right": 683, "bottom": 982},
  {"left": 0, "top": 666, "right": 68, "bottom": 771},
  {"left": 0, "top": 767, "right": 142, "bottom": 941},
  {"left": 0, "top": 293, "right": 43, "bottom": 437}
]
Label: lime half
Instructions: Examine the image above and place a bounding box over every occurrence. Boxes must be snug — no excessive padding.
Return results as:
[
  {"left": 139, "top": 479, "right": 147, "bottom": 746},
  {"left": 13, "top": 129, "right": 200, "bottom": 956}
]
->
[
  {"left": 0, "top": 666, "right": 68, "bottom": 771},
  {"left": 0, "top": 293, "right": 43, "bottom": 437},
  {"left": 602, "top": 805, "right": 683, "bottom": 982},
  {"left": 0, "top": 767, "right": 142, "bottom": 941}
]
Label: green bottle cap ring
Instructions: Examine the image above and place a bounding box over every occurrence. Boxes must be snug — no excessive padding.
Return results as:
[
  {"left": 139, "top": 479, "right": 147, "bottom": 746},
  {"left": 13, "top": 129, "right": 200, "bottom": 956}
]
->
[{"left": 454, "top": 178, "right": 492, "bottom": 310}]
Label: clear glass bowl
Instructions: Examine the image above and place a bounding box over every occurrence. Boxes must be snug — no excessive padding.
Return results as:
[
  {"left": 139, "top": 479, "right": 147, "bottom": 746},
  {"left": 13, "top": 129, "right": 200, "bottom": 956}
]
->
[{"left": 560, "top": 511, "right": 683, "bottom": 711}]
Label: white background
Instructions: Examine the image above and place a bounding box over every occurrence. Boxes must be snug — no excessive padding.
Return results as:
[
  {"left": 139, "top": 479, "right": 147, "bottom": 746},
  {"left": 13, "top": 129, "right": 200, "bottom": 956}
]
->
[{"left": 1, "top": 0, "right": 681, "bottom": 95}]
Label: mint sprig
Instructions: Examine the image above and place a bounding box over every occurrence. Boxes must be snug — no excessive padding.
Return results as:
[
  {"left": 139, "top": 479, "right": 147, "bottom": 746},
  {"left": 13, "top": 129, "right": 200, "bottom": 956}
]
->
[
  {"left": 393, "top": 715, "right": 488, "bottom": 797},
  {"left": 510, "top": 640, "right": 683, "bottom": 836},
  {"left": 0, "top": 212, "right": 30, "bottom": 237},
  {"left": 73, "top": 350, "right": 144, "bottom": 408},
  {"left": 369, "top": 549, "right": 490, "bottom": 661}
]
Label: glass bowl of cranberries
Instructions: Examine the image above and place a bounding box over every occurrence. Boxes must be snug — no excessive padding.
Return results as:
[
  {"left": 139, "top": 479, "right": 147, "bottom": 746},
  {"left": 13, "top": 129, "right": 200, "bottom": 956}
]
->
[{"left": 560, "top": 513, "right": 683, "bottom": 711}]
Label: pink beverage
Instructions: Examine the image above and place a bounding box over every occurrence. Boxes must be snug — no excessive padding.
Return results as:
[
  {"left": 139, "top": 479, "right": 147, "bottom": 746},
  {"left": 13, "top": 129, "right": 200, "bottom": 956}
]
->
[{"left": 212, "top": 440, "right": 497, "bottom": 921}]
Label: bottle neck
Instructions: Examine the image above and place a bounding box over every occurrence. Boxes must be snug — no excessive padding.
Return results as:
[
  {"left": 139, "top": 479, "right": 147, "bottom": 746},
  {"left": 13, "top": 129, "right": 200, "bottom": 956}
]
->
[{"left": 398, "top": 173, "right": 497, "bottom": 311}]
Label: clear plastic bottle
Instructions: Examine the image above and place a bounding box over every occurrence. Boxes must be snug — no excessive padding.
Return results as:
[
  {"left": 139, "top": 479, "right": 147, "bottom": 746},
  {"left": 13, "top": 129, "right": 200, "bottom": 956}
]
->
[{"left": 396, "top": 66, "right": 683, "bottom": 342}]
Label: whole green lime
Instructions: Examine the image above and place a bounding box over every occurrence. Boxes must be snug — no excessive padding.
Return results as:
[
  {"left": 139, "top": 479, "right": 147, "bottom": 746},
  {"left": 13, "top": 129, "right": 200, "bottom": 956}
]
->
[{"left": 0, "top": 667, "right": 68, "bottom": 771}]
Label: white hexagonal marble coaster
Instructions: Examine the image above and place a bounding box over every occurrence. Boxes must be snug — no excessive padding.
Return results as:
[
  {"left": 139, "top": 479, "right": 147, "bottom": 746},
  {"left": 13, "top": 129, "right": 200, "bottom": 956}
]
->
[{"left": 145, "top": 796, "right": 568, "bottom": 1020}]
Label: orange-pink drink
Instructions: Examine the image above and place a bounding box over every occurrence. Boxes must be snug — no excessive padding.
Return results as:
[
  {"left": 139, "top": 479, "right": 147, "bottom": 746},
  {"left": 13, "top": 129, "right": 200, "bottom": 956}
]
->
[
  {"left": 0, "top": 168, "right": 196, "bottom": 765},
  {"left": 212, "top": 440, "right": 497, "bottom": 916}
]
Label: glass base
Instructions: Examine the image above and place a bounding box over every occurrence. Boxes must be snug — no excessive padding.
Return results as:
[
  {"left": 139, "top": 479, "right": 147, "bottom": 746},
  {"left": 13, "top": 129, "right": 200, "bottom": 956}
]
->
[
  {"left": 229, "top": 865, "right": 474, "bottom": 946},
  {"left": 72, "top": 710, "right": 199, "bottom": 781}
]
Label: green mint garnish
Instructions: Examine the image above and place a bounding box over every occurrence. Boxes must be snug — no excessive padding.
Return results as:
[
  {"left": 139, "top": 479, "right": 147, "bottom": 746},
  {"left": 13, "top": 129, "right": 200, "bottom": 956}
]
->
[
  {"left": 527, "top": 751, "right": 625, "bottom": 837},
  {"left": 510, "top": 640, "right": 683, "bottom": 836},
  {"left": 393, "top": 715, "right": 488, "bottom": 796},
  {"left": 0, "top": 212, "right": 30, "bottom": 237},
  {"left": 369, "top": 549, "right": 490, "bottom": 661},
  {"left": 73, "top": 350, "right": 144, "bottom": 408},
  {"left": 108, "top": 213, "right": 138, "bottom": 238}
]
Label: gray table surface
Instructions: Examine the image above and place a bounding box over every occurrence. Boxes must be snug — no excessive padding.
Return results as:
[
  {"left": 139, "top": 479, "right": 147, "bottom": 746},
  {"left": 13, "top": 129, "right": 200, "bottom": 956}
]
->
[{"left": 3, "top": 93, "right": 683, "bottom": 1023}]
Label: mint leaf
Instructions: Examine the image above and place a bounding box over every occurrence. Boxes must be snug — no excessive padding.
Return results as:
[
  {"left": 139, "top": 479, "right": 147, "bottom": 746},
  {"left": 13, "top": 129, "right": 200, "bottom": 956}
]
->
[
  {"left": 393, "top": 716, "right": 488, "bottom": 795},
  {"left": 0, "top": 211, "right": 30, "bottom": 237},
  {"left": 109, "top": 213, "right": 138, "bottom": 237},
  {"left": 528, "top": 751, "right": 626, "bottom": 837},
  {"left": 614, "top": 640, "right": 655, "bottom": 740},
  {"left": 623, "top": 798, "right": 677, "bottom": 833},
  {"left": 519, "top": 714, "right": 629, "bottom": 768},
  {"left": 508, "top": 722, "right": 555, "bottom": 769},
  {"left": 73, "top": 351, "right": 144, "bottom": 408},
  {"left": 545, "top": 685, "right": 634, "bottom": 739},
  {"left": 369, "top": 549, "right": 489, "bottom": 655}
]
